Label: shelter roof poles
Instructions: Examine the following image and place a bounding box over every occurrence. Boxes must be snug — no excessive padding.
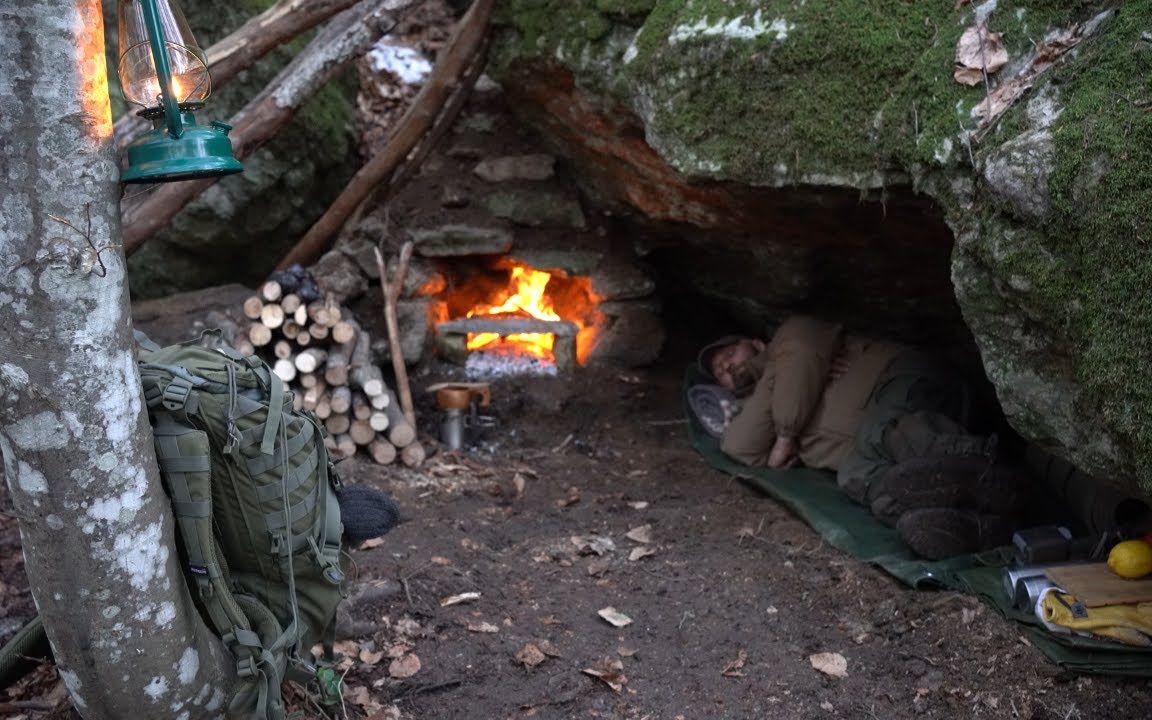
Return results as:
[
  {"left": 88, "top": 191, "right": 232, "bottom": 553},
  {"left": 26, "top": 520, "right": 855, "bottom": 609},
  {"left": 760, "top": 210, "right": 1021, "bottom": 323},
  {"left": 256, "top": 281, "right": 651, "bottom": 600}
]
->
[{"left": 116, "top": 0, "right": 242, "bottom": 183}]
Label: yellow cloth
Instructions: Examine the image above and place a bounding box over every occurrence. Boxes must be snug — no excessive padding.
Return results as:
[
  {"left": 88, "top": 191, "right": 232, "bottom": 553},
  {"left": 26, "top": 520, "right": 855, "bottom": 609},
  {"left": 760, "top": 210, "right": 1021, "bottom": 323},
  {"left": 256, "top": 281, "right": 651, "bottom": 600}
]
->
[{"left": 1039, "top": 590, "right": 1152, "bottom": 647}]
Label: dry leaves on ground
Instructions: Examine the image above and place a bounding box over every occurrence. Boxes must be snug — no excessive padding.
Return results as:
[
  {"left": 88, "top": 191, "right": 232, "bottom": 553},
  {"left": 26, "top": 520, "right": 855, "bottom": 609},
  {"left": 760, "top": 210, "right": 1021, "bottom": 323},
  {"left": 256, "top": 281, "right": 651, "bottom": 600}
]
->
[
  {"left": 388, "top": 653, "right": 422, "bottom": 679},
  {"left": 467, "top": 620, "right": 500, "bottom": 633},
  {"left": 954, "top": 24, "right": 1009, "bottom": 86},
  {"left": 598, "top": 607, "right": 633, "bottom": 628},
  {"left": 360, "top": 537, "right": 386, "bottom": 549},
  {"left": 516, "top": 642, "right": 548, "bottom": 668},
  {"left": 441, "top": 591, "right": 481, "bottom": 607},
  {"left": 572, "top": 535, "right": 615, "bottom": 556},
  {"left": 809, "top": 652, "right": 848, "bottom": 678},
  {"left": 557, "top": 486, "right": 581, "bottom": 507},
  {"left": 582, "top": 658, "right": 628, "bottom": 692},
  {"left": 360, "top": 647, "right": 386, "bottom": 665},
  {"left": 722, "top": 649, "right": 748, "bottom": 678},
  {"left": 629, "top": 547, "right": 657, "bottom": 562},
  {"left": 625, "top": 525, "right": 653, "bottom": 544}
]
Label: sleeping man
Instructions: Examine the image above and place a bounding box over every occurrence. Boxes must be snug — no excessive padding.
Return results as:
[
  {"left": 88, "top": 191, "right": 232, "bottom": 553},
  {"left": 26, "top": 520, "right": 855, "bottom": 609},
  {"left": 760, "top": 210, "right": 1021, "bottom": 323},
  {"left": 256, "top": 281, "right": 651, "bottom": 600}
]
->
[{"left": 699, "top": 315, "right": 1028, "bottom": 559}]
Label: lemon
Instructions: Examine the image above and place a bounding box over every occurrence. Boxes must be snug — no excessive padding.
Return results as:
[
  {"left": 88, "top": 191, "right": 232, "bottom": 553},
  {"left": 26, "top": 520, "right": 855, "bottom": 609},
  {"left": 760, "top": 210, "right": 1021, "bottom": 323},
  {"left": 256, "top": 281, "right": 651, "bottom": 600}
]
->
[{"left": 1107, "top": 540, "right": 1152, "bottom": 579}]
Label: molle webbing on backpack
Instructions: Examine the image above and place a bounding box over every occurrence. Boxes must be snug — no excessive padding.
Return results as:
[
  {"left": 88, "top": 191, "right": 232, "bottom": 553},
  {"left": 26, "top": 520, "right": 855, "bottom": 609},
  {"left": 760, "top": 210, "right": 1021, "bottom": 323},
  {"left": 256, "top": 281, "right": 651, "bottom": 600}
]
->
[{"left": 138, "top": 334, "right": 345, "bottom": 720}]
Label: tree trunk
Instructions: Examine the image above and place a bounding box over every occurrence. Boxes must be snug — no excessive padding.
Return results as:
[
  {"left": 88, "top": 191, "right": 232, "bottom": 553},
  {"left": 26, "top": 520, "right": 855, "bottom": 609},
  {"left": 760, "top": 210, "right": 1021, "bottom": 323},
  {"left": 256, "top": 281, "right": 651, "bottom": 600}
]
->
[
  {"left": 0, "top": 2, "right": 232, "bottom": 718},
  {"left": 121, "top": 0, "right": 399, "bottom": 255}
]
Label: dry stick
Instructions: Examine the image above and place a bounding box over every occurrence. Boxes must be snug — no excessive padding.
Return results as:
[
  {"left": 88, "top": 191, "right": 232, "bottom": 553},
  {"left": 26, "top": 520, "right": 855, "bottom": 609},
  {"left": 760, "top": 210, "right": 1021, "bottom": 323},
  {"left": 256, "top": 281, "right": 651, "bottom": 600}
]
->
[
  {"left": 376, "top": 241, "right": 416, "bottom": 427},
  {"left": 369, "top": 437, "right": 397, "bottom": 465},
  {"left": 122, "top": 1, "right": 399, "bottom": 255},
  {"left": 400, "top": 441, "right": 426, "bottom": 468},
  {"left": 275, "top": 0, "right": 497, "bottom": 269},
  {"left": 260, "top": 280, "right": 283, "bottom": 303},
  {"left": 330, "top": 386, "right": 352, "bottom": 414},
  {"left": 113, "top": 0, "right": 373, "bottom": 150},
  {"left": 242, "top": 296, "right": 264, "bottom": 320}
]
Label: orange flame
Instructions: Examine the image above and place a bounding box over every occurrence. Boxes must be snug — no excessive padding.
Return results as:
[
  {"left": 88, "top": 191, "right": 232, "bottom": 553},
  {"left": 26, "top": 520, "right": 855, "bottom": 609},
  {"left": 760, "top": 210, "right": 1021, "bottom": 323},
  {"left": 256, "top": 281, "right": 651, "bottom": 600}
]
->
[{"left": 466, "top": 266, "right": 561, "bottom": 360}]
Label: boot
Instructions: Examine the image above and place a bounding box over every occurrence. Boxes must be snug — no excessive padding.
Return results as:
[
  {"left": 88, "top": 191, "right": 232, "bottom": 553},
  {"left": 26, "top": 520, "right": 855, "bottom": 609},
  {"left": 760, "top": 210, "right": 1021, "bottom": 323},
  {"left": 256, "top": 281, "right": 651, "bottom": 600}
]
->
[
  {"left": 897, "top": 508, "right": 1015, "bottom": 560},
  {"left": 868, "top": 454, "right": 1030, "bottom": 528}
]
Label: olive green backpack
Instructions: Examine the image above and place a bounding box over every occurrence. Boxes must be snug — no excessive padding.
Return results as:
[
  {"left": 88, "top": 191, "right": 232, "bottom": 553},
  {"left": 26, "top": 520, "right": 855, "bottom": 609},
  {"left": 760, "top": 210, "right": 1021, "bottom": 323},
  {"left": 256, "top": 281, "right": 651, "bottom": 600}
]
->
[{"left": 136, "top": 331, "right": 346, "bottom": 719}]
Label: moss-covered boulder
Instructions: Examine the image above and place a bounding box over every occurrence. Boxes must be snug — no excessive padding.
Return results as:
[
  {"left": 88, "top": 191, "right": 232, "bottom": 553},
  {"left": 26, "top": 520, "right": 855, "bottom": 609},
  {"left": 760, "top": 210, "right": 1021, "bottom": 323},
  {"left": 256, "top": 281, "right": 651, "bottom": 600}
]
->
[
  {"left": 105, "top": 0, "right": 358, "bottom": 298},
  {"left": 492, "top": 0, "right": 1152, "bottom": 497}
]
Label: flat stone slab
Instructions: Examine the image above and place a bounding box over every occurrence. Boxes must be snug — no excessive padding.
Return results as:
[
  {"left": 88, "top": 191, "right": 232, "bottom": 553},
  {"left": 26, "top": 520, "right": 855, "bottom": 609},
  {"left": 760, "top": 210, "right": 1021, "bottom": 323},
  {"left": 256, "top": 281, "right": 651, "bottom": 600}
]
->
[
  {"left": 437, "top": 316, "right": 579, "bottom": 337},
  {"left": 410, "top": 225, "right": 514, "bottom": 257},
  {"left": 474, "top": 154, "right": 555, "bottom": 182}
]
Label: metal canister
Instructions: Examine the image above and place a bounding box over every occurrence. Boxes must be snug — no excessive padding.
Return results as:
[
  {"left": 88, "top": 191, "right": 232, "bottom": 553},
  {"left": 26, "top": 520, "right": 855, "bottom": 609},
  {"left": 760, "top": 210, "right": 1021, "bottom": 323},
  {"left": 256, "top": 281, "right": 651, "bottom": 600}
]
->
[
  {"left": 441, "top": 408, "right": 465, "bottom": 450},
  {"left": 1002, "top": 566, "right": 1048, "bottom": 602},
  {"left": 1014, "top": 575, "right": 1057, "bottom": 611}
]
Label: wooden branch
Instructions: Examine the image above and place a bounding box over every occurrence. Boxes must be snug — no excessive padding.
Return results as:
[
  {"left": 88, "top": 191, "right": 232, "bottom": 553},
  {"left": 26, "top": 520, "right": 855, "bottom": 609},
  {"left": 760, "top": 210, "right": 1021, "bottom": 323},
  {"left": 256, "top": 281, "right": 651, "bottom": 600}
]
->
[
  {"left": 114, "top": 0, "right": 372, "bottom": 151},
  {"left": 275, "top": 0, "right": 497, "bottom": 269},
  {"left": 121, "top": 0, "right": 398, "bottom": 255},
  {"left": 376, "top": 241, "right": 416, "bottom": 427}
]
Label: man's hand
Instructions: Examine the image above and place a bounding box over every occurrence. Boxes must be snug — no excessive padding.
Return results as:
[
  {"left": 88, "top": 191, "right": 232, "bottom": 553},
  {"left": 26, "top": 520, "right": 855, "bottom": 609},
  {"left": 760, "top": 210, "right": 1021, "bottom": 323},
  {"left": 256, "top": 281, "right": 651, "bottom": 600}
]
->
[
  {"left": 828, "top": 352, "right": 852, "bottom": 381},
  {"left": 768, "top": 435, "right": 798, "bottom": 468}
]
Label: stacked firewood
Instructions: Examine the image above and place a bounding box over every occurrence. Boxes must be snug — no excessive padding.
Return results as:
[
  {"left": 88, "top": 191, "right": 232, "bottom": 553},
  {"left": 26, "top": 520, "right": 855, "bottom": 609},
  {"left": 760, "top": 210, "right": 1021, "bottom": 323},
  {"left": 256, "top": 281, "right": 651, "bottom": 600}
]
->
[{"left": 208, "top": 270, "right": 424, "bottom": 467}]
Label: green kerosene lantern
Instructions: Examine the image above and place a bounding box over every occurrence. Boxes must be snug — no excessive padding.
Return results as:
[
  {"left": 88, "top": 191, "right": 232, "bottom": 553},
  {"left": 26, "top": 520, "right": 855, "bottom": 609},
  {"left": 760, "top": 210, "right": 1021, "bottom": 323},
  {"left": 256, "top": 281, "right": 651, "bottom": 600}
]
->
[{"left": 116, "top": 0, "right": 242, "bottom": 183}]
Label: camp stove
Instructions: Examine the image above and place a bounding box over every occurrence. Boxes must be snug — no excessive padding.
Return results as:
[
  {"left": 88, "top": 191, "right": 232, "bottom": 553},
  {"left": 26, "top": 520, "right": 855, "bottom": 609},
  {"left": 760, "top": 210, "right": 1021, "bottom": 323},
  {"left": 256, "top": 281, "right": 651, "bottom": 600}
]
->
[{"left": 430, "top": 382, "right": 496, "bottom": 450}]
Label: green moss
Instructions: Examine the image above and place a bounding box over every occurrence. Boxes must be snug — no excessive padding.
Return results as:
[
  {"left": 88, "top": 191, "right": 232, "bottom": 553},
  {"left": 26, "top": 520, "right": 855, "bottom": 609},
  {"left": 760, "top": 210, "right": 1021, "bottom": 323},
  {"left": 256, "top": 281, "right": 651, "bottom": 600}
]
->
[
  {"left": 595, "top": 0, "right": 657, "bottom": 21},
  {"left": 1037, "top": 3, "right": 1152, "bottom": 489}
]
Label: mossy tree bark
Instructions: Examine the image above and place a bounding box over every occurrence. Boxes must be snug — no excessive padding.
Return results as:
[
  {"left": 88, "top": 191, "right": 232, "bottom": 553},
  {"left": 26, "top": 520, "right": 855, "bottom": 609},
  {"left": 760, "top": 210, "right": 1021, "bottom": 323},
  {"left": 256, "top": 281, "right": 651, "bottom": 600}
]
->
[{"left": 0, "top": 1, "right": 232, "bottom": 717}]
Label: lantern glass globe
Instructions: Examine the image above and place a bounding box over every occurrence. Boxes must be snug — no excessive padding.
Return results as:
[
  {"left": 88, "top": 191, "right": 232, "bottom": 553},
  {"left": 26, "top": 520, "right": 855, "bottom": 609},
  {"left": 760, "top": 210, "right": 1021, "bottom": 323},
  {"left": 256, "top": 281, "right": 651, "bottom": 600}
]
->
[{"left": 117, "top": 0, "right": 211, "bottom": 109}]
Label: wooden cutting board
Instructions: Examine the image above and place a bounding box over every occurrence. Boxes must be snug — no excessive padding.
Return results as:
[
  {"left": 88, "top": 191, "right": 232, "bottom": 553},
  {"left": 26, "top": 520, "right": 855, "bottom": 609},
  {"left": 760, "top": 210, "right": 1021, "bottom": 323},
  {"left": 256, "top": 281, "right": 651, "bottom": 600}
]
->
[{"left": 1047, "top": 563, "right": 1152, "bottom": 607}]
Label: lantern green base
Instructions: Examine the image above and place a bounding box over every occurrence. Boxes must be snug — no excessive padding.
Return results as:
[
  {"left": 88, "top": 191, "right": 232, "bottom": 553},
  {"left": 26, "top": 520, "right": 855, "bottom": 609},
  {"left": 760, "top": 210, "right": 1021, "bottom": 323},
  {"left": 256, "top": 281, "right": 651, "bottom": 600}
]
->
[{"left": 122, "top": 112, "right": 243, "bottom": 184}]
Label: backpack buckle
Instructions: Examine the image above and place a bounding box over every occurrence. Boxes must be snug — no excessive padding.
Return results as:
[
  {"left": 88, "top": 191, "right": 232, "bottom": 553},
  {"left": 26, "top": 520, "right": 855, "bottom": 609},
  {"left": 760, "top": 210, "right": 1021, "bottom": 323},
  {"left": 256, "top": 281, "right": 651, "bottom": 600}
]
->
[
  {"left": 162, "top": 377, "right": 194, "bottom": 412},
  {"left": 236, "top": 657, "right": 258, "bottom": 679}
]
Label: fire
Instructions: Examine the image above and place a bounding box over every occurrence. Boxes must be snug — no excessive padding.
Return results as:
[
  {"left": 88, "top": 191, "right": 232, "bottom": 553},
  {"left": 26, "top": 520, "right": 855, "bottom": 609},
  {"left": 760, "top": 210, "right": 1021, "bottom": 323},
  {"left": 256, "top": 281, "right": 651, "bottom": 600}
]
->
[{"left": 466, "top": 266, "right": 562, "bottom": 360}]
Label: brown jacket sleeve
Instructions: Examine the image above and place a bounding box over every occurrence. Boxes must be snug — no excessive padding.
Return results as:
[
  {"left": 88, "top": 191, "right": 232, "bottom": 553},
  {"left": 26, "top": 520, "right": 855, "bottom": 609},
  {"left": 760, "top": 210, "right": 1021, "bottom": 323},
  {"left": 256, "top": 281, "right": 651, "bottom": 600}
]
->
[
  {"left": 769, "top": 316, "right": 843, "bottom": 437},
  {"left": 720, "top": 358, "right": 776, "bottom": 466}
]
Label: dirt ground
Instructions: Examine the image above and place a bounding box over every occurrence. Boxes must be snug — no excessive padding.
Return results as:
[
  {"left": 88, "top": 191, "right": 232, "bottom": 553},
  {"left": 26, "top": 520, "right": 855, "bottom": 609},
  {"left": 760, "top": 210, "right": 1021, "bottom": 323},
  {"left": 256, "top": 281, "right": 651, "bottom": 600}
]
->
[{"left": 4, "top": 356, "right": 1152, "bottom": 719}]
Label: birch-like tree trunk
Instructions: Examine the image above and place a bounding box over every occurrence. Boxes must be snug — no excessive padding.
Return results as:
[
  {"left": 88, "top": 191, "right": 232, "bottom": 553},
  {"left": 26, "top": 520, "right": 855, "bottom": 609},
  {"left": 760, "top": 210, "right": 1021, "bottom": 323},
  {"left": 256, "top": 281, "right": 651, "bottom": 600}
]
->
[{"left": 0, "top": 2, "right": 232, "bottom": 718}]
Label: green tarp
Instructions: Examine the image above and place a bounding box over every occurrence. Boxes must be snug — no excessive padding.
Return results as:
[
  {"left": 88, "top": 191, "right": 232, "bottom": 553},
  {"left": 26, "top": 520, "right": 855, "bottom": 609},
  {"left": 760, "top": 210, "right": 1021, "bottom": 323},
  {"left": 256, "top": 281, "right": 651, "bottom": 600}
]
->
[{"left": 684, "top": 369, "right": 1152, "bottom": 677}]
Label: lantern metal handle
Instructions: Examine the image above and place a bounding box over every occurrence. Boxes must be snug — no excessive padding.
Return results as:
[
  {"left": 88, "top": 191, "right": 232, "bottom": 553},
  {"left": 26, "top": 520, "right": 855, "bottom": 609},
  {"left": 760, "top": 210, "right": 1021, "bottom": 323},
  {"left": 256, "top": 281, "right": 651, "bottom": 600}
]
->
[{"left": 139, "top": 0, "right": 184, "bottom": 138}]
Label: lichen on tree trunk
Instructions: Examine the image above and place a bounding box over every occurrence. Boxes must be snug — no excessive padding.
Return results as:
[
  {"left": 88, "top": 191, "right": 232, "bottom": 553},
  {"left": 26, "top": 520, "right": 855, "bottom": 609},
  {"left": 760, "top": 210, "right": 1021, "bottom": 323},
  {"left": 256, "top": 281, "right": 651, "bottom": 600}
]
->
[{"left": 0, "top": 1, "right": 232, "bottom": 717}]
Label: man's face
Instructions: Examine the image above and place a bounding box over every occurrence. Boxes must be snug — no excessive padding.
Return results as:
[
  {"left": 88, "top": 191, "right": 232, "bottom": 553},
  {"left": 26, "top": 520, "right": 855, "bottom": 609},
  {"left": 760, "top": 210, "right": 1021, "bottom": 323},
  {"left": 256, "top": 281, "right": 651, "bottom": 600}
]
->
[{"left": 710, "top": 339, "right": 760, "bottom": 390}]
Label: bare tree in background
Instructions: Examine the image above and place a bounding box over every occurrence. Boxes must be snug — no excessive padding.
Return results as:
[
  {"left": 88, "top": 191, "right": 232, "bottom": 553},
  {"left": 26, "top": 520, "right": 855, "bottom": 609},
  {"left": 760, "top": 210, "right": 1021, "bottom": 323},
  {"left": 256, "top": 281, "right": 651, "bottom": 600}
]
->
[{"left": 0, "top": 1, "right": 232, "bottom": 717}]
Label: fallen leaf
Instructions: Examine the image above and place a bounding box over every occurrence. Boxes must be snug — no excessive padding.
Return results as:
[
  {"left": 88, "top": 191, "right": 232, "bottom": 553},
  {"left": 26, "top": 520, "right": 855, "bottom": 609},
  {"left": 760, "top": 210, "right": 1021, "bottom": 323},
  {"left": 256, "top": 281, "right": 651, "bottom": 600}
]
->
[
  {"left": 387, "top": 643, "right": 412, "bottom": 658},
  {"left": 629, "top": 501, "right": 649, "bottom": 510},
  {"left": 441, "top": 591, "right": 481, "bottom": 607},
  {"left": 366, "top": 706, "right": 403, "bottom": 720},
  {"left": 617, "top": 646, "right": 637, "bottom": 658},
  {"left": 516, "top": 643, "right": 548, "bottom": 667},
  {"left": 334, "top": 639, "right": 359, "bottom": 654},
  {"left": 536, "top": 639, "right": 563, "bottom": 657},
  {"left": 820, "top": 700, "right": 835, "bottom": 712},
  {"left": 557, "top": 486, "right": 581, "bottom": 507},
  {"left": 359, "top": 648, "right": 385, "bottom": 665},
  {"left": 467, "top": 621, "right": 500, "bottom": 633},
  {"left": 359, "top": 537, "right": 385, "bottom": 549},
  {"left": 626, "top": 469, "right": 647, "bottom": 478},
  {"left": 540, "top": 615, "right": 563, "bottom": 625},
  {"left": 954, "top": 24, "right": 1009, "bottom": 86},
  {"left": 346, "top": 684, "right": 374, "bottom": 709},
  {"left": 571, "top": 535, "right": 615, "bottom": 556},
  {"left": 625, "top": 525, "right": 653, "bottom": 544},
  {"left": 736, "top": 526, "right": 757, "bottom": 539},
  {"left": 598, "top": 607, "right": 633, "bottom": 628},
  {"left": 513, "top": 472, "right": 527, "bottom": 497},
  {"left": 388, "top": 653, "right": 422, "bottom": 679},
  {"left": 809, "top": 652, "right": 848, "bottom": 679},
  {"left": 588, "top": 559, "right": 611, "bottom": 576},
  {"left": 722, "top": 649, "right": 748, "bottom": 678},
  {"left": 430, "top": 556, "right": 452, "bottom": 566},
  {"left": 582, "top": 658, "right": 628, "bottom": 692},
  {"left": 629, "top": 547, "right": 656, "bottom": 562}
]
